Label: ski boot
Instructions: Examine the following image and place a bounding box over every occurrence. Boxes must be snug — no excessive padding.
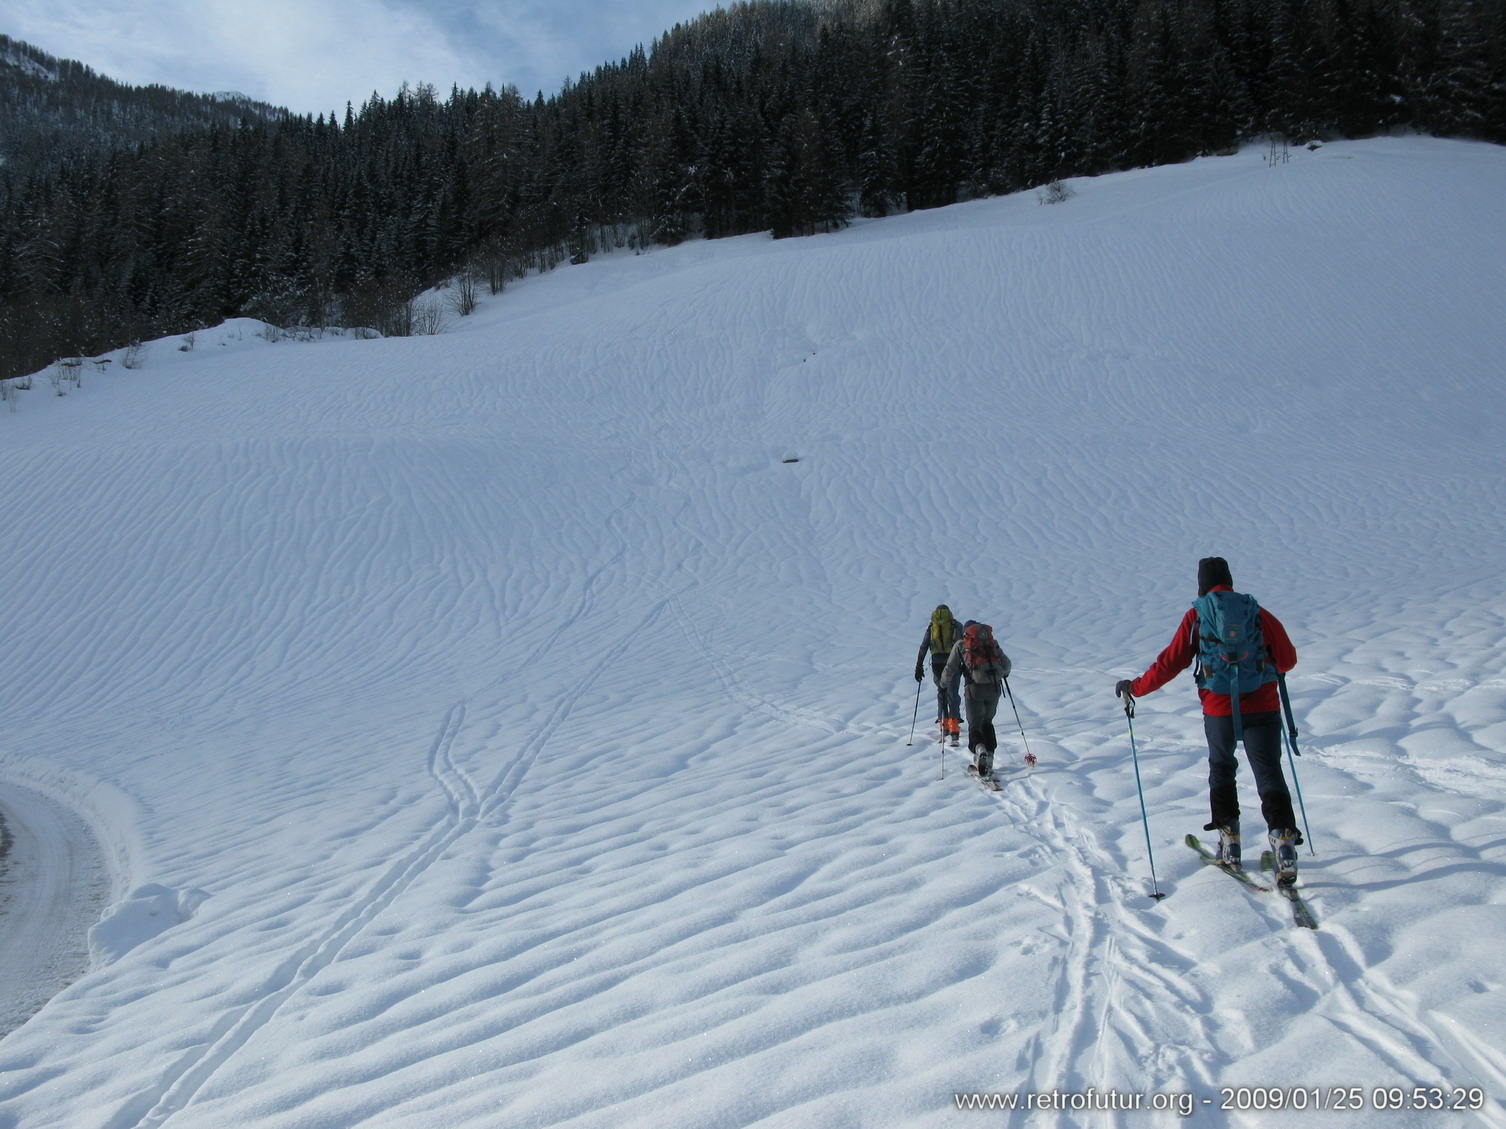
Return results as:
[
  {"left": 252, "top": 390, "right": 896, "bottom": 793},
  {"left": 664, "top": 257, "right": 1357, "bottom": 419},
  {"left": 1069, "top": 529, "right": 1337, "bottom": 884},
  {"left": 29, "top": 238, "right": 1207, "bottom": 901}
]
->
[
  {"left": 1268, "top": 828, "right": 1301, "bottom": 886},
  {"left": 1213, "top": 821, "right": 1242, "bottom": 870},
  {"left": 974, "top": 747, "right": 994, "bottom": 779},
  {"left": 946, "top": 718, "right": 960, "bottom": 747}
]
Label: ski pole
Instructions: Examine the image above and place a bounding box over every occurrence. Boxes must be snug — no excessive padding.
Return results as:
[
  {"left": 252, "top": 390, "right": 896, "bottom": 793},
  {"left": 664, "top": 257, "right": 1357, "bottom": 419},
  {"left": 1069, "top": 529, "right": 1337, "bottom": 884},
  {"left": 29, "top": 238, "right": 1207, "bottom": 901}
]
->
[
  {"left": 1277, "top": 674, "right": 1315, "bottom": 854},
  {"left": 1121, "top": 689, "right": 1166, "bottom": 901},
  {"left": 907, "top": 677, "right": 923, "bottom": 746},
  {"left": 1003, "top": 677, "right": 1037, "bottom": 767}
]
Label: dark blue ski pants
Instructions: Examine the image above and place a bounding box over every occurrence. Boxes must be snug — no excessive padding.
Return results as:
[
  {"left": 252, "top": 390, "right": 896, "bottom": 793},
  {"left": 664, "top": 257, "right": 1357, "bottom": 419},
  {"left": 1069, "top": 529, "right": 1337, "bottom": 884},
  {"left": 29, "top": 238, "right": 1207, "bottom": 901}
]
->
[
  {"left": 930, "top": 655, "right": 961, "bottom": 722},
  {"left": 1203, "top": 711, "right": 1297, "bottom": 833}
]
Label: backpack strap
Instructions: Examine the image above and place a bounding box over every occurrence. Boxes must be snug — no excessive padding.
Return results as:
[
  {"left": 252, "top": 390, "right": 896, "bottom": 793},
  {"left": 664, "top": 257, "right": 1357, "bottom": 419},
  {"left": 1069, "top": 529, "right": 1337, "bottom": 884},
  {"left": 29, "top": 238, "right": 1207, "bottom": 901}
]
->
[{"left": 1230, "top": 664, "right": 1243, "bottom": 743}]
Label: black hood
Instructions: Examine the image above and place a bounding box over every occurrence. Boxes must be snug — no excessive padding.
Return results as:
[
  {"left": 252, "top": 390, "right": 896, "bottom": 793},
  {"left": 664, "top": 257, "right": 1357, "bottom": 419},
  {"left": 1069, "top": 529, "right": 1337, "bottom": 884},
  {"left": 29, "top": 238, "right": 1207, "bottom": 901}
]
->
[{"left": 1198, "top": 556, "right": 1233, "bottom": 596}]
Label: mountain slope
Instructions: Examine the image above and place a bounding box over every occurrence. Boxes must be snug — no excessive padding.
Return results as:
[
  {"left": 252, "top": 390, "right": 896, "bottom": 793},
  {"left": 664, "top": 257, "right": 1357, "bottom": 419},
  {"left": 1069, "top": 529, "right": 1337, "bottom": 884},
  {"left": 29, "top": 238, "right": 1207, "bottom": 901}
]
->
[
  {"left": 1, "top": 137, "right": 1504, "bottom": 1129},
  {"left": 0, "top": 34, "right": 285, "bottom": 187}
]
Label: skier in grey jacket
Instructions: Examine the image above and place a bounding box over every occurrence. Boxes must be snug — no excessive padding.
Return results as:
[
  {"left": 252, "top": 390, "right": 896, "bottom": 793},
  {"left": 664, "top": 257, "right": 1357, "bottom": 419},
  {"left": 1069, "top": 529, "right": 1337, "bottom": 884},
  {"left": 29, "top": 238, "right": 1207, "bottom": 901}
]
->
[{"left": 941, "top": 621, "right": 1012, "bottom": 777}]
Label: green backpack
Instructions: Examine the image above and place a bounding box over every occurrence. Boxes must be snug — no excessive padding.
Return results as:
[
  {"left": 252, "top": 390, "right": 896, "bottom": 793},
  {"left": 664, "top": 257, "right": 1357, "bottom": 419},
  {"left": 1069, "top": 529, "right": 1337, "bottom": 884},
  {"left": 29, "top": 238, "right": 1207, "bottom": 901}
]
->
[{"left": 929, "top": 605, "right": 958, "bottom": 655}]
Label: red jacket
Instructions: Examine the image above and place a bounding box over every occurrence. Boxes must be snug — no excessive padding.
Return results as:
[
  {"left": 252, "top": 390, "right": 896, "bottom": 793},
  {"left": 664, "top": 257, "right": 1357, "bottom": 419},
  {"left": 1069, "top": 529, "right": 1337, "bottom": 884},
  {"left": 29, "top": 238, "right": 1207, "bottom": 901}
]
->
[{"left": 1131, "top": 586, "right": 1297, "bottom": 716}]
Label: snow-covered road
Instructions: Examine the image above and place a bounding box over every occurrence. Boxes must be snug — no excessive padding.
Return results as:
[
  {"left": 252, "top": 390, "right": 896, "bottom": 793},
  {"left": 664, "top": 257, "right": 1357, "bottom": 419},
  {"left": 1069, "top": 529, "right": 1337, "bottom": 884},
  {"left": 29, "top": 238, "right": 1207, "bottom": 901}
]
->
[{"left": 0, "top": 784, "right": 110, "bottom": 1037}]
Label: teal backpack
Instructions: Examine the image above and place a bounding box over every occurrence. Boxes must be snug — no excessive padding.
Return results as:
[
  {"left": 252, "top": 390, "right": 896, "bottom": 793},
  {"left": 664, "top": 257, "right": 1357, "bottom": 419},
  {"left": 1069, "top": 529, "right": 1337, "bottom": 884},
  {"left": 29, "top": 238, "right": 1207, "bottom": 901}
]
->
[{"left": 1193, "top": 590, "right": 1275, "bottom": 737}]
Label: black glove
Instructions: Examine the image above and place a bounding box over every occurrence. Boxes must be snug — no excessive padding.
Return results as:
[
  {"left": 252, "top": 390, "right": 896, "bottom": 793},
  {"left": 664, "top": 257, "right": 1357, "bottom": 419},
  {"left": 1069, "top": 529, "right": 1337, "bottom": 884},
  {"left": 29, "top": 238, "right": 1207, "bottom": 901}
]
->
[
  {"left": 1115, "top": 679, "right": 1135, "bottom": 699},
  {"left": 915, "top": 667, "right": 925, "bottom": 683}
]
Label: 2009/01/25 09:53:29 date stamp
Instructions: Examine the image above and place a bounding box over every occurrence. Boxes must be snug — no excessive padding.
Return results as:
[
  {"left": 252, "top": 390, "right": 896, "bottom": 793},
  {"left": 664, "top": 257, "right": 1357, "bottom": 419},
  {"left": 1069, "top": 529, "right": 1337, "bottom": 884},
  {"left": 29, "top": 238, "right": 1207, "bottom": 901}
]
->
[{"left": 1218, "top": 1086, "right": 1488, "bottom": 1112}]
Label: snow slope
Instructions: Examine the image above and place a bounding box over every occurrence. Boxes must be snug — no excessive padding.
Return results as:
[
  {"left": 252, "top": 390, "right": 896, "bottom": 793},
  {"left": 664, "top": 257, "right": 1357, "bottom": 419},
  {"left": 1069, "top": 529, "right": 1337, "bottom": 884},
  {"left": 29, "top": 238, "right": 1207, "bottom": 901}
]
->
[{"left": 1, "top": 136, "right": 1504, "bottom": 1129}]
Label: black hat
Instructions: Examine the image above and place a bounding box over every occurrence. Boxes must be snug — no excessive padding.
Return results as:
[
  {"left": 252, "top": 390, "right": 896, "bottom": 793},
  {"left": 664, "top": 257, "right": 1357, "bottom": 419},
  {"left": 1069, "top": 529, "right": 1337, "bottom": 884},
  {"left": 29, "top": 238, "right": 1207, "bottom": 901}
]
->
[{"left": 1198, "top": 557, "right": 1233, "bottom": 596}]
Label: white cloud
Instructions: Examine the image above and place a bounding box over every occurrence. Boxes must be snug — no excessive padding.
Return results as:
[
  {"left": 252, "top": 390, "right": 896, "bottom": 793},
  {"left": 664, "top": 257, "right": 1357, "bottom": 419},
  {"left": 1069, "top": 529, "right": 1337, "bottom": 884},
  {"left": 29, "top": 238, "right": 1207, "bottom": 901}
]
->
[
  {"left": 6, "top": 0, "right": 719, "bottom": 114},
  {"left": 183, "top": 0, "right": 487, "bottom": 112}
]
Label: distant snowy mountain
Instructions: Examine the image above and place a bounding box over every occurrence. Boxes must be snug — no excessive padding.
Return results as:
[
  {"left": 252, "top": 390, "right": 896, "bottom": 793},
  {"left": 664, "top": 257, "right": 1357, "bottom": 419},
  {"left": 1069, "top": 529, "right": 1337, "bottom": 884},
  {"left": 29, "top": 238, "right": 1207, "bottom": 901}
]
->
[
  {"left": 1, "top": 138, "right": 1505, "bottom": 1129},
  {"left": 1, "top": 39, "right": 56, "bottom": 80},
  {"left": 0, "top": 34, "right": 285, "bottom": 179}
]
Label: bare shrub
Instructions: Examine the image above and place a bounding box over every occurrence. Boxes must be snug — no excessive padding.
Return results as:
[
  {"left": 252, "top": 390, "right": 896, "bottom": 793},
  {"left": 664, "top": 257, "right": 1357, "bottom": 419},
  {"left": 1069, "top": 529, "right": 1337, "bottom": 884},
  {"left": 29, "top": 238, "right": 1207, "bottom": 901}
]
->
[
  {"left": 50, "top": 357, "right": 83, "bottom": 395},
  {"left": 447, "top": 271, "right": 480, "bottom": 317},
  {"left": 1038, "top": 180, "right": 1076, "bottom": 205},
  {"left": 412, "top": 300, "right": 446, "bottom": 336}
]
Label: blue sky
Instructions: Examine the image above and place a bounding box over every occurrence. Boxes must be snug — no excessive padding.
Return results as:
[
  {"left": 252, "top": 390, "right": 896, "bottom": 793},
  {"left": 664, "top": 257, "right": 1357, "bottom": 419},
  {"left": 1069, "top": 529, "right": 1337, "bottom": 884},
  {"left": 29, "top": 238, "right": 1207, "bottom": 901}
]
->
[{"left": 7, "top": 0, "right": 720, "bottom": 114}]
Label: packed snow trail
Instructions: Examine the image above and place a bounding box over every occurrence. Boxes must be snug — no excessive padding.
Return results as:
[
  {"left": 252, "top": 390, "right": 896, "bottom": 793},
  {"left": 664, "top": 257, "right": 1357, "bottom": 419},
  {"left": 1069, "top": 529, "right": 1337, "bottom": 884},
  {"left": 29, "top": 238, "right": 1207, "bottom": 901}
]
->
[
  {"left": 1, "top": 139, "right": 1504, "bottom": 1129},
  {"left": 0, "top": 785, "right": 109, "bottom": 1037}
]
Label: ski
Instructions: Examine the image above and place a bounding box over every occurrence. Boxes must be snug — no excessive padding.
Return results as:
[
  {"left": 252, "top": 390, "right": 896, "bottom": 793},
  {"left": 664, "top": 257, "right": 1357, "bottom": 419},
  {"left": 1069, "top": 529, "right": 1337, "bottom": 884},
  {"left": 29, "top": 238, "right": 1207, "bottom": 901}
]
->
[
  {"left": 937, "top": 731, "right": 1008, "bottom": 792},
  {"left": 1182, "top": 836, "right": 1317, "bottom": 928},
  {"left": 966, "top": 763, "right": 1003, "bottom": 791},
  {"left": 1262, "top": 851, "right": 1319, "bottom": 929},
  {"left": 1185, "top": 833, "right": 1271, "bottom": 892}
]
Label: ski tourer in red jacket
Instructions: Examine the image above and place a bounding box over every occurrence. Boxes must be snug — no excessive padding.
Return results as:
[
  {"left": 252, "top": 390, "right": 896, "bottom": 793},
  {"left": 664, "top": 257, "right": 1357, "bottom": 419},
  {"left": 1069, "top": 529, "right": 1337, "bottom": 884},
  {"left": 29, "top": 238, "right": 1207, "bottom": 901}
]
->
[{"left": 1115, "top": 556, "right": 1304, "bottom": 882}]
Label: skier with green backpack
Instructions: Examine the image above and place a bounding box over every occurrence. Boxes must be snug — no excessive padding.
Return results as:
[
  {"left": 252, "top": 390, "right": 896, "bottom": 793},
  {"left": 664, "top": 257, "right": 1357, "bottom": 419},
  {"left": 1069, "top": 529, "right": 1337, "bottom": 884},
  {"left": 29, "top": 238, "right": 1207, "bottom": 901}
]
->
[
  {"left": 1115, "top": 557, "right": 1304, "bottom": 883},
  {"left": 915, "top": 604, "right": 964, "bottom": 745}
]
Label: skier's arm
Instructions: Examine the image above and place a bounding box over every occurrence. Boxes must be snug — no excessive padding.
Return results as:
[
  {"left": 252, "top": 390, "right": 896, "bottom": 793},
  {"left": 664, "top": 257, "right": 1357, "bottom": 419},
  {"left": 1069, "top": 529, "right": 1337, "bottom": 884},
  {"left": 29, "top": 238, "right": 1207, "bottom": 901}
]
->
[
  {"left": 1260, "top": 608, "right": 1297, "bottom": 674},
  {"left": 916, "top": 630, "right": 932, "bottom": 680},
  {"left": 1130, "top": 608, "right": 1199, "bottom": 697}
]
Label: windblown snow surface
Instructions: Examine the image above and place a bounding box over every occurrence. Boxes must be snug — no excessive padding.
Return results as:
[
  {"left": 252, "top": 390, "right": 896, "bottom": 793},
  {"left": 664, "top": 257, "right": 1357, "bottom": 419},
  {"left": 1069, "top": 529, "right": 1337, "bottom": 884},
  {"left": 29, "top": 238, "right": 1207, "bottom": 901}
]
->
[{"left": 2, "top": 137, "right": 1505, "bottom": 1129}]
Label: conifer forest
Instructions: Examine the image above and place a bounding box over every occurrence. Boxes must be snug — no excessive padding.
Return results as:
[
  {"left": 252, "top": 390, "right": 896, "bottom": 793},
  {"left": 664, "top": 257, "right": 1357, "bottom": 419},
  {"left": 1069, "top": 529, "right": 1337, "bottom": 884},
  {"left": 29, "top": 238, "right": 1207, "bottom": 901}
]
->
[{"left": 2, "top": 0, "right": 1503, "bottom": 380}]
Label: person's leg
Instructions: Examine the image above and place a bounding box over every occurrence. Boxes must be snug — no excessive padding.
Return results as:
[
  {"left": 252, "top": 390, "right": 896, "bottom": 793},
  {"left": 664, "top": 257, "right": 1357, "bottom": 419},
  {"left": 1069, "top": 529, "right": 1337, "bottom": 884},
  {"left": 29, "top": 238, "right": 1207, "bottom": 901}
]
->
[
  {"left": 973, "top": 683, "right": 1001, "bottom": 774},
  {"left": 944, "top": 668, "right": 963, "bottom": 731},
  {"left": 931, "top": 658, "right": 949, "bottom": 734},
  {"left": 961, "top": 682, "right": 974, "bottom": 746},
  {"left": 1240, "top": 712, "right": 1297, "bottom": 833},
  {"left": 963, "top": 683, "right": 982, "bottom": 759},
  {"left": 979, "top": 684, "right": 1001, "bottom": 751},
  {"left": 1241, "top": 711, "right": 1301, "bottom": 880},
  {"left": 1203, "top": 714, "right": 1241, "bottom": 826},
  {"left": 1202, "top": 713, "right": 1245, "bottom": 863}
]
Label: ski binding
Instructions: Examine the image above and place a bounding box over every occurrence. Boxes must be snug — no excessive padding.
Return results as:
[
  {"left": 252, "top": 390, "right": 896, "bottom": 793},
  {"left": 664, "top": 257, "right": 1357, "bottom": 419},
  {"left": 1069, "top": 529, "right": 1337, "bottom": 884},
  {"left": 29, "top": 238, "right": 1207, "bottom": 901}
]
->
[
  {"left": 1261, "top": 851, "right": 1319, "bottom": 929},
  {"left": 1185, "top": 833, "right": 1272, "bottom": 892}
]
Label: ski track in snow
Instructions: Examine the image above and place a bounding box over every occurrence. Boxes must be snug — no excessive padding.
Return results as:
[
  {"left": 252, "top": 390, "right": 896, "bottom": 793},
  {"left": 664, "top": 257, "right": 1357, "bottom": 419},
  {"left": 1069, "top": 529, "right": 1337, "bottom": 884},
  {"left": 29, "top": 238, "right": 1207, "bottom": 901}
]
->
[
  {"left": 1, "top": 139, "right": 1505, "bottom": 1129},
  {"left": 106, "top": 581, "right": 677, "bottom": 1129}
]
